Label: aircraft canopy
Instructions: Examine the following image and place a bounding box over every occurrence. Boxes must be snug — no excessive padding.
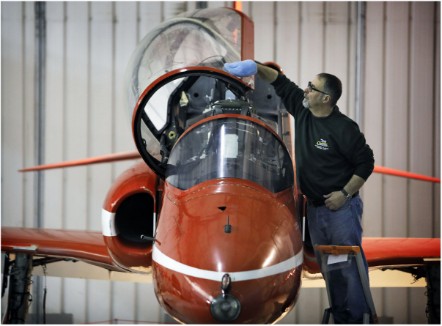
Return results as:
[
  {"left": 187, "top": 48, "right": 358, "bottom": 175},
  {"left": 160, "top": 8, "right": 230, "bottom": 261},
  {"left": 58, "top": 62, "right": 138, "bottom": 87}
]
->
[
  {"left": 126, "top": 7, "right": 248, "bottom": 114},
  {"left": 166, "top": 117, "right": 294, "bottom": 193}
]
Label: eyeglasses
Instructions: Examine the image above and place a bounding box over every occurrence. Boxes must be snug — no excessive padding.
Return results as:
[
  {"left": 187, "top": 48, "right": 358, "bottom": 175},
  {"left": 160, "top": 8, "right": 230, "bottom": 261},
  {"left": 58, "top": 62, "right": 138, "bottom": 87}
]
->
[{"left": 308, "top": 81, "right": 328, "bottom": 95}]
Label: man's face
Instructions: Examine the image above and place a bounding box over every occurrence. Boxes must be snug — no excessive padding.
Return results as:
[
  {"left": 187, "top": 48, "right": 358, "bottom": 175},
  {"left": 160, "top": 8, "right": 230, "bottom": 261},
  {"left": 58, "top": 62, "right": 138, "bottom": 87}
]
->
[{"left": 303, "top": 77, "right": 327, "bottom": 109}]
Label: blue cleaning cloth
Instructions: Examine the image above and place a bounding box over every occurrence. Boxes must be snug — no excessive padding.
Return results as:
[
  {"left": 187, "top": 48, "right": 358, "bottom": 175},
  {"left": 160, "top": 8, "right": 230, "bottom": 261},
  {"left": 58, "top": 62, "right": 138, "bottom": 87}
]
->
[{"left": 224, "top": 60, "right": 257, "bottom": 77}]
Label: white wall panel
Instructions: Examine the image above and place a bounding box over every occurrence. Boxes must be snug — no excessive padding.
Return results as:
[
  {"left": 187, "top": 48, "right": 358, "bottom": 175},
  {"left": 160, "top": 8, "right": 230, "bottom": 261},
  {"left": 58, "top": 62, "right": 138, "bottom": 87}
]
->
[
  {"left": 384, "top": 2, "right": 410, "bottom": 236},
  {"left": 88, "top": 2, "right": 114, "bottom": 232},
  {"left": 86, "top": 4, "right": 115, "bottom": 323},
  {"left": 275, "top": 2, "right": 300, "bottom": 79},
  {"left": 46, "top": 277, "right": 63, "bottom": 317},
  {"left": 64, "top": 278, "right": 87, "bottom": 323},
  {"left": 135, "top": 283, "right": 162, "bottom": 322},
  {"left": 409, "top": 2, "right": 436, "bottom": 237},
  {"left": 324, "top": 2, "right": 354, "bottom": 117},
  {"left": 299, "top": 2, "right": 326, "bottom": 91},
  {"left": 251, "top": 1, "right": 275, "bottom": 60},
  {"left": 114, "top": 2, "right": 139, "bottom": 178},
  {"left": 2, "top": 2, "right": 26, "bottom": 227},
  {"left": 62, "top": 4, "right": 90, "bottom": 320},
  {"left": 64, "top": 2, "right": 88, "bottom": 232},
  {"left": 139, "top": 2, "right": 163, "bottom": 36},
  {"left": 1, "top": 1, "right": 439, "bottom": 324},
  {"left": 435, "top": 6, "right": 441, "bottom": 236},
  {"left": 23, "top": 3, "right": 37, "bottom": 228},
  {"left": 45, "top": 2, "right": 65, "bottom": 230},
  {"left": 361, "top": 2, "right": 439, "bottom": 322},
  {"left": 112, "top": 282, "right": 136, "bottom": 321},
  {"left": 87, "top": 279, "right": 111, "bottom": 322},
  {"left": 363, "top": 2, "right": 385, "bottom": 237}
]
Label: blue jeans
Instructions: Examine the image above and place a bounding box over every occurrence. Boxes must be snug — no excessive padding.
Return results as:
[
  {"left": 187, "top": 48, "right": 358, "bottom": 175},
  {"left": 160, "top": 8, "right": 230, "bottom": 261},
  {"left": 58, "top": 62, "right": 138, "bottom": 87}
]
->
[{"left": 307, "top": 195, "right": 371, "bottom": 323}]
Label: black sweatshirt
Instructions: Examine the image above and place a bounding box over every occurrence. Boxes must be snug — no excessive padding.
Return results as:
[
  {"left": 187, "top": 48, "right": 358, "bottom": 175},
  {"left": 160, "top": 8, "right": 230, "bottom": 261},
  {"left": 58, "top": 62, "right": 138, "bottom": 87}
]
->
[{"left": 271, "top": 74, "right": 375, "bottom": 202}]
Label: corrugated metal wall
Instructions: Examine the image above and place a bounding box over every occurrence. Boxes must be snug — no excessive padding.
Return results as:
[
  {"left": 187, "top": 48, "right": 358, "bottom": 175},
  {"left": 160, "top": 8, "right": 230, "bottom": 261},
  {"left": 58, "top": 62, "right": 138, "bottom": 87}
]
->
[{"left": 1, "top": 1, "right": 439, "bottom": 324}]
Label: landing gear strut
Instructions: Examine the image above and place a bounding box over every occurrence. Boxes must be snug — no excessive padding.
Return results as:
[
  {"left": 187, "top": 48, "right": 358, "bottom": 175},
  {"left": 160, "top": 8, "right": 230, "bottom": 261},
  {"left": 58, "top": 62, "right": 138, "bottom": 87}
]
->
[
  {"left": 2, "top": 254, "right": 33, "bottom": 324},
  {"left": 425, "top": 262, "right": 440, "bottom": 324}
]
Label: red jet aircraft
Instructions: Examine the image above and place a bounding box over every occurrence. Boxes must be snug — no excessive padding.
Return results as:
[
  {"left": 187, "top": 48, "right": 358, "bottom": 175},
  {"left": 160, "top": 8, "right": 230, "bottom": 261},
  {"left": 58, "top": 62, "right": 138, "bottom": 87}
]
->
[{"left": 2, "top": 7, "right": 440, "bottom": 324}]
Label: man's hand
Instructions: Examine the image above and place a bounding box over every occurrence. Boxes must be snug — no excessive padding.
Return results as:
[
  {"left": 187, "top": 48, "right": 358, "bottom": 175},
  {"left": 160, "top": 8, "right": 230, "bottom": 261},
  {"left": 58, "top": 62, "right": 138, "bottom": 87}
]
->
[
  {"left": 224, "top": 60, "right": 257, "bottom": 77},
  {"left": 323, "top": 191, "right": 347, "bottom": 211}
]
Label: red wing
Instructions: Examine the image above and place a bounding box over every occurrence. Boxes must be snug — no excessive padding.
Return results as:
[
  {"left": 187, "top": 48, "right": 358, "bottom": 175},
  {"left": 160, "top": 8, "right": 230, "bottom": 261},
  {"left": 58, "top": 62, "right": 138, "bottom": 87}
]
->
[
  {"left": 303, "top": 237, "right": 440, "bottom": 274},
  {"left": 1, "top": 227, "right": 124, "bottom": 272},
  {"left": 363, "top": 237, "right": 440, "bottom": 266}
]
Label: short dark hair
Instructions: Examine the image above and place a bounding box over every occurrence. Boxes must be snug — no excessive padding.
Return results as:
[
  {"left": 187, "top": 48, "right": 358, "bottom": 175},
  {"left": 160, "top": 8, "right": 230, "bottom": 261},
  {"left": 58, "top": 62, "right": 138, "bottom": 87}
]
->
[{"left": 318, "top": 73, "right": 342, "bottom": 106}]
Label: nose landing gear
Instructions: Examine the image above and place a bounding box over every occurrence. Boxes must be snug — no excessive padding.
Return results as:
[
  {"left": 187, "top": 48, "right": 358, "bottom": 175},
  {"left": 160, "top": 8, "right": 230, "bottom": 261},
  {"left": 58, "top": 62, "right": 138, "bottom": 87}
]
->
[{"left": 210, "top": 273, "right": 241, "bottom": 322}]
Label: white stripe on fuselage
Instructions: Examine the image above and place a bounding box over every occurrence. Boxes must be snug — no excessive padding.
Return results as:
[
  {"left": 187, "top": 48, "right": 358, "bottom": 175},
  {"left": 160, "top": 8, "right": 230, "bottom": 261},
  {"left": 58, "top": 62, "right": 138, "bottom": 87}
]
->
[
  {"left": 101, "top": 209, "right": 117, "bottom": 236},
  {"left": 152, "top": 245, "right": 303, "bottom": 282}
]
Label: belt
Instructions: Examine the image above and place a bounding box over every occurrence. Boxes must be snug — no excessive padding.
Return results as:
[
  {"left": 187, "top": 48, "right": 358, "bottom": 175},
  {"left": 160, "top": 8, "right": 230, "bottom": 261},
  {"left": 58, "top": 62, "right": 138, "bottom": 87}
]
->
[
  {"left": 307, "top": 191, "right": 359, "bottom": 207},
  {"left": 307, "top": 199, "right": 325, "bottom": 207}
]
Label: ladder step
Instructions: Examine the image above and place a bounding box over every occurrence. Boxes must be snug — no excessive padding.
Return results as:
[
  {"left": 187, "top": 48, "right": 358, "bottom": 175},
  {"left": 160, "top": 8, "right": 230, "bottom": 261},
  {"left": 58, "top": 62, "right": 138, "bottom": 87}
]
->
[
  {"left": 315, "top": 245, "right": 378, "bottom": 324},
  {"left": 315, "top": 244, "right": 360, "bottom": 256}
]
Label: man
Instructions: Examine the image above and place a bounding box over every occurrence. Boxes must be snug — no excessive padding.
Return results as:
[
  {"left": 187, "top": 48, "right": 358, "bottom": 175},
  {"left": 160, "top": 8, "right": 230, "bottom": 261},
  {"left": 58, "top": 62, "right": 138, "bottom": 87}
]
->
[{"left": 224, "top": 60, "right": 375, "bottom": 323}]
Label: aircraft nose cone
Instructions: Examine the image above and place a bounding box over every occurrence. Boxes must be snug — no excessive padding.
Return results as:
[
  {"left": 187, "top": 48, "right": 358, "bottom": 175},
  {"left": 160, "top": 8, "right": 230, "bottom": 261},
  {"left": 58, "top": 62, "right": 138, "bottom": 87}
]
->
[{"left": 210, "top": 294, "right": 241, "bottom": 322}]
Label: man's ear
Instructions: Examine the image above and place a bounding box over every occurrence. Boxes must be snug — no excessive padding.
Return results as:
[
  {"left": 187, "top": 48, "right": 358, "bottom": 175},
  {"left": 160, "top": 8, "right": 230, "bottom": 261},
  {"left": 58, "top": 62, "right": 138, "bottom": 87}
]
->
[{"left": 323, "top": 95, "right": 331, "bottom": 104}]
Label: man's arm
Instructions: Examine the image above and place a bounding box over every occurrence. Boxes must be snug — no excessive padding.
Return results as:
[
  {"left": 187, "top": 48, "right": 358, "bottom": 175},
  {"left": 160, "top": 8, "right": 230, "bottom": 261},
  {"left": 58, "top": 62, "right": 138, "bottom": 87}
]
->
[
  {"left": 256, "top": 64, "right": 279, "bottom": 83},
  {"left": 342, "top": 174, "right": 366, "bottom": 197},
  {"left": 323, "top": 175, "right": 366, "bottom": 211}
]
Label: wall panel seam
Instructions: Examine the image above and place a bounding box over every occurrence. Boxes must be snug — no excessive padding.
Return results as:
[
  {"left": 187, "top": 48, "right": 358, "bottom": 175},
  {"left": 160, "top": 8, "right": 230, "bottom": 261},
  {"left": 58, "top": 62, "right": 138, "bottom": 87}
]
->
[{"left": 381, "top": 2, "right": 387, "bottom": 237}]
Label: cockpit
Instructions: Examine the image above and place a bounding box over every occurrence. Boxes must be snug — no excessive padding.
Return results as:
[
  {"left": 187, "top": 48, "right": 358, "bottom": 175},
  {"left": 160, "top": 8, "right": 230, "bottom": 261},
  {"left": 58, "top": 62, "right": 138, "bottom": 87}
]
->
[
  {"left": 166, "top": 116, "right": 294, "bottom": 192},
  {"left": 128, "top": 7, "right": 294, "bottom": 193}
]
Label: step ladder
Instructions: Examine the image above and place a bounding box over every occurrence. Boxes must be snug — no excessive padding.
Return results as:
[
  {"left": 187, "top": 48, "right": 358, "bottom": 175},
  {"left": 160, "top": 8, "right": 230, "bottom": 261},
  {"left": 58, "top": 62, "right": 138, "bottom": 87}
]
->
[{"left": 315, "top": 245, "right": 378, "bottom": 324}]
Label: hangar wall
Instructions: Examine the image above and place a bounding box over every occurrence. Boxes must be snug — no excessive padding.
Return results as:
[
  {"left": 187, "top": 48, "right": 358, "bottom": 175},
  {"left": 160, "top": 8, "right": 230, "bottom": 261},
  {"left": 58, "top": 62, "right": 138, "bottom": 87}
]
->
[{"left": 1, "top": 1, "right": 440, "bottom": 324}]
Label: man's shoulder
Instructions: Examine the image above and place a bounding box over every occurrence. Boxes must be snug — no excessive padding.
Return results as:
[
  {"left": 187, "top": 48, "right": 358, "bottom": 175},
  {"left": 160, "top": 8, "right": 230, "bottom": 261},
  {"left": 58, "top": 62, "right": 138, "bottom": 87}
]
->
[
  {"left": 332, "top": 107, "right": 359, "bottom": 127},
  {"left": 271, "top": 73, "right": 290, "bottom": 87}
]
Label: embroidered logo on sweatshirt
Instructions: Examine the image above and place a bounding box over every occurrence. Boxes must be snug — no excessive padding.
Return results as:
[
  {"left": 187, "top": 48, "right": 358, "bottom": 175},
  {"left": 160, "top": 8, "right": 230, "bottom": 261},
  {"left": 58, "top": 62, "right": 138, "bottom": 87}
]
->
[{"left": 315, "top": 138, "right": 329, "bottom": 150}]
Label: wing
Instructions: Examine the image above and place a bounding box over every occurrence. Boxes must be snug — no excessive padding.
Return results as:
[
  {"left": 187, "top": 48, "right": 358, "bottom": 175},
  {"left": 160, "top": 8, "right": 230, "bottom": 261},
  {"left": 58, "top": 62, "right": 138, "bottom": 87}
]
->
[
  {"left": 363, "top": 237, "right": 440, "bottom": 266},
  {"left": 303, "top": 237, "right": 440, "bottom": 275},
  {"left": 1, "top": 227, "right": 124, "bottom": 272}
]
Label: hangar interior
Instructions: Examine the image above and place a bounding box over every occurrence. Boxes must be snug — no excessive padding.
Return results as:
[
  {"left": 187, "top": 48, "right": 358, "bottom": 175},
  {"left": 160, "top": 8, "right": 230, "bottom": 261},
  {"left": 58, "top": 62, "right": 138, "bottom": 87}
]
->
[{"left": 1, "top": 1, "right": 440, "bottom": 324}]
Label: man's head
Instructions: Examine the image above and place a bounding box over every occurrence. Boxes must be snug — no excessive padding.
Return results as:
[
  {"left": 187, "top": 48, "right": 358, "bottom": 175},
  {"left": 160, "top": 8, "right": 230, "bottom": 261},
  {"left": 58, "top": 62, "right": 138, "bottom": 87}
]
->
[
  {"left": 303, "top": 73, "right": 342, "bottom": 109},
  {"left": 318, "top": 73, "right": 342, "bottom": 107}
]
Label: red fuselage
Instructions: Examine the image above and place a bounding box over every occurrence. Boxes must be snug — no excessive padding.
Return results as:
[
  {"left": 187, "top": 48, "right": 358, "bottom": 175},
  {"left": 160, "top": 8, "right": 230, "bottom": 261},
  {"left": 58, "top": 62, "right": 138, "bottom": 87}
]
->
[{"left": 152, "top": 177, "right": 303, "bottom": 323}]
